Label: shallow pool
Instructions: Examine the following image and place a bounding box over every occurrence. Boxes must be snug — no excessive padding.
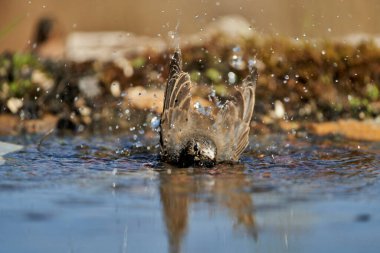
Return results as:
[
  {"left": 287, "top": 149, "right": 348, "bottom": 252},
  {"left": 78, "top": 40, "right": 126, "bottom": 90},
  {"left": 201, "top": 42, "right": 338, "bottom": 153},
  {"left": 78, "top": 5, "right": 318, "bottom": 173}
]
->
[{"left": 0, "top": 133, "right": 379, "bottom": 253}]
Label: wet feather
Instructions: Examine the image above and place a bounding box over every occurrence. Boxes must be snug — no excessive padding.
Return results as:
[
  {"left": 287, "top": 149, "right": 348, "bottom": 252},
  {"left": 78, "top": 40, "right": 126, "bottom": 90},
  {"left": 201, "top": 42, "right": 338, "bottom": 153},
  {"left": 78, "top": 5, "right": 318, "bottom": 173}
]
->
[{"left": 160, "top": 49, "right": 257, "bottom": 167}]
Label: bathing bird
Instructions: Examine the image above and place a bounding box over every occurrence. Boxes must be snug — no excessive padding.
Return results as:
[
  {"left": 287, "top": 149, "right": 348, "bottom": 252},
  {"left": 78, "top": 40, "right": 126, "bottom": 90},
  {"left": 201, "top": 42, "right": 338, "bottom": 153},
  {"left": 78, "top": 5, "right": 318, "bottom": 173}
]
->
[{"left": 160, "top": 49, "right": 257, "bottom": 167}]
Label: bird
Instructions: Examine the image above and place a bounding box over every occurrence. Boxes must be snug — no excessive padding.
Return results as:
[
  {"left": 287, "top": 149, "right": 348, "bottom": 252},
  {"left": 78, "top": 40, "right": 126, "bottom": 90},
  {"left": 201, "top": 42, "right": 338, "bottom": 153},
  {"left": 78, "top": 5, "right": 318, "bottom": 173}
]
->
[{"left": 160, "top": 49, "right": 257, "bottom": 167}]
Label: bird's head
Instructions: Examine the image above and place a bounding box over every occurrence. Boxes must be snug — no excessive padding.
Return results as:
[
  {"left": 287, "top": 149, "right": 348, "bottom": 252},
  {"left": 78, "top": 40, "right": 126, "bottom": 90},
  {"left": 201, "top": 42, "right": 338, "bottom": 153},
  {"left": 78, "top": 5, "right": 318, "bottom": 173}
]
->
[{"left": 181, "top": 138, "right": 216, "bottom": 167}]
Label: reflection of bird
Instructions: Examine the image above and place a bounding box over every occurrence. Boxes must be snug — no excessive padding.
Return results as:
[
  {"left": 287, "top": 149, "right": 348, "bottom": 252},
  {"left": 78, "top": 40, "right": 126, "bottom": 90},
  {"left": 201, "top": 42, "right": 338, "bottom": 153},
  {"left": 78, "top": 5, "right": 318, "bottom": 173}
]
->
[
  {"left": 160, "top": 49, "right": 257, "bottom": 167},
  {"left": 159, "top": 165, "right": 257, "bottom": 253}
]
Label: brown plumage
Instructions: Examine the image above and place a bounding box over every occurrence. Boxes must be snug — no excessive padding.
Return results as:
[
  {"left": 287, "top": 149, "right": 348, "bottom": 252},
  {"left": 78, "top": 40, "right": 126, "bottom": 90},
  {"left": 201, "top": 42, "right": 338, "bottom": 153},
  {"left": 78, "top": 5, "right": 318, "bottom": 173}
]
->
[{"left": 160, "top": 49, "right": 257, "bottom": 167}]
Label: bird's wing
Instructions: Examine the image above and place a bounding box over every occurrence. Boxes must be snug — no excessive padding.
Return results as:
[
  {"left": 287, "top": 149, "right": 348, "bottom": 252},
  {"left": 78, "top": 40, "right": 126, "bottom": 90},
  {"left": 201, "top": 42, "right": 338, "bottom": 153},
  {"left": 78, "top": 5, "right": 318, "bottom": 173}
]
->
[
  {"left": 163, "top": 50, "right": 192, "bottom": 113},
  {"left": 160, "top": 50, "right": 192, "bottom": 154},
  {"left": 214, "top": 68, "right": 257, "bottom": 161}
]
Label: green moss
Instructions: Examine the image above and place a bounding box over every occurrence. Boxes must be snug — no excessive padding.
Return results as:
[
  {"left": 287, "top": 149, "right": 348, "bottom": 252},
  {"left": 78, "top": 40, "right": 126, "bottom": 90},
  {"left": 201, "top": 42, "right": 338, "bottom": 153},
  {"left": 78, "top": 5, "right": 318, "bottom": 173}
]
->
[
  {"left": 131, "top": 57, "right": 146, "bottom": 69},
  {"left": 348, "top": 95, "right": 361, "bottom": 108},
  {"left": 205, "top": 68, "right": 222, "bottom": 83},
  {"left": 214, "top": 84, "right": 227, "bottom": 96},
  {"left": 366, "top": 84, "right": 379, "bottom": 101},
  {"left": 190, "top": 70, "right": 201, "bottom": 82},
  {"left": 9, "top": 80, "right": 32, "bottom": 97},
  {"left": 0, "top": 57, "right": 11, "bottom": 69},
  {"left": 12, "top": 53, "right": 37, "bottom": 70},
  {"left": 335, "top": 103, "right": 343, "bottom": 112},
  {"left": 367, "top": 104, "right": 375, "bottom": 114},
  {"left": 320, "top": 74, "right": 331, "bottom": 85}
]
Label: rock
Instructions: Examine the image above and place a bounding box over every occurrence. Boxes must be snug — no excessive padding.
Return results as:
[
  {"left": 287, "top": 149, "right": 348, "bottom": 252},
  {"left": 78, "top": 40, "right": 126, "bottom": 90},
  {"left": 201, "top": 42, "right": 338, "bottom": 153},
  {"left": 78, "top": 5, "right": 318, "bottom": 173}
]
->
[
  {"left": 0, "top": 141, "right": 23, "bottom": 165},
  {"left": 110, "top": 81, "right": 121, "bottom": 97},
  {"left": 78, "top": 76, "right": 101, "bottom": 98},
  {"left": 308, "top": 119, "right": 380, "bottom": 141},
  {"left": 124, "top": 86, "right": 164, "bottom": 113},
  {"left": 340, "top": 33, "right": 380, "bottom": 47},
  {"left": 22, "top": 114, "right": 58, "bottom": 134},
  {"left": 0, "top": 115, "right": 20, "bottom": 135},
  {"left": 124, "top": 86, "right": 213, "bottom": 114},
  {"left": 31, "top": 70, "right": 54, "bottom": 91},
  {"left": 65, "top": 32, "right": 167, "bottom": 62},
  {"left": 113, "top": 57, "right": 133, "bottom": 78},
  {"left": 0, "top": 141, "right": 23, "bottom": 156},
  {"left": 279, "top": 121, "right": 301, "bottom": 131},
  {"left": 0, "top": 114, "right": 58, "bottom": 135},
  {"left": 273, "top": 100, "right": 285, "bottom": 119},
  {"left": 182, "top": 15, "right": 256, "bottom": 47},
  {"left": 6, "top": 97, "right": 23, "bottom": 114}
]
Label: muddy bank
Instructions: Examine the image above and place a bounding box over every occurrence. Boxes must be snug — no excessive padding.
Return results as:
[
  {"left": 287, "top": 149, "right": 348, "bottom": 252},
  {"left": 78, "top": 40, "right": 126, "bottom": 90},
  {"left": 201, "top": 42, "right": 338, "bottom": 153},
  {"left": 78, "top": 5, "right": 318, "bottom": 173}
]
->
[{"left": 0, "top": 17, "right": 379, "bottom": 140}]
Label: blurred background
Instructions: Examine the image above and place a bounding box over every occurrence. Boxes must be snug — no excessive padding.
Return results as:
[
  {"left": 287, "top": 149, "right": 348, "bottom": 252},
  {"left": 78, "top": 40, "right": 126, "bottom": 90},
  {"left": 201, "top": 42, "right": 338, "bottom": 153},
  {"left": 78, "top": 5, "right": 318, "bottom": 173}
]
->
[{"left": 1, "top": 0, "right": 380, "bottom": 52}]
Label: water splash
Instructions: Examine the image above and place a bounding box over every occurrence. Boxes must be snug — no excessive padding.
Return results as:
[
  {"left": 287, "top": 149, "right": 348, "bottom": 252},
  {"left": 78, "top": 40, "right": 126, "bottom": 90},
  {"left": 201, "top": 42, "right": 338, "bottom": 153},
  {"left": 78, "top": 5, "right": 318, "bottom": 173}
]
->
[{"left": 229, "top": 46, "right": 246, "bottom": 70}]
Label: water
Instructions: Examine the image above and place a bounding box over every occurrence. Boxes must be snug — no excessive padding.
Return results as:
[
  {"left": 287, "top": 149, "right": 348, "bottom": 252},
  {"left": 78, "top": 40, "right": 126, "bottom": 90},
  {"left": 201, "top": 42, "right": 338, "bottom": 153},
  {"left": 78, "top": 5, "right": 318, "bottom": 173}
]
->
[{"left": 0, "top": 133, "right": 379, "bottom": 253}]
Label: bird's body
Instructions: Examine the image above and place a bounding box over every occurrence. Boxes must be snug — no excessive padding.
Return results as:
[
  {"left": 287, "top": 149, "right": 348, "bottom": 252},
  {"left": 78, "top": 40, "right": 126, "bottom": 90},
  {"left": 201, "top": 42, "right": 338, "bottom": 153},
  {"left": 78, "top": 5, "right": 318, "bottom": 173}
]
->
[{"left": 160, "top": 50, "right": 257, "bottom": 167}]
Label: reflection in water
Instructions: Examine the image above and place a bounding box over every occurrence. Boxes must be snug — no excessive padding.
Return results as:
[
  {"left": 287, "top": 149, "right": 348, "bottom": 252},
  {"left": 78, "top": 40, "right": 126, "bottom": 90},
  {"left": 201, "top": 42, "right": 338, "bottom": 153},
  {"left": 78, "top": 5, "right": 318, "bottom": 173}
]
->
[
  {"left": 159, "top": 164, "right": 257, "bottom": 253},
  {"left": 1, "top": 134, "right": 380, "bottom": 253}
]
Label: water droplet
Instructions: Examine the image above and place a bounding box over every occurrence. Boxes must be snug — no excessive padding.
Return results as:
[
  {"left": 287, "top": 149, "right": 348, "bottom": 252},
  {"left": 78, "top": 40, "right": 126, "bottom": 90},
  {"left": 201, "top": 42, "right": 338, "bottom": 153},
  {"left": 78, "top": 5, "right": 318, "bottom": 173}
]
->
[
  {"left": 248, "top": 58, "right": 256, "bottom": 68},
  {"left": 232, "top": 46, "right": 241, "bottom": 53},
  {"left": 168, "top": 30, "right": 176, "bottom": 39},
  {"left": 230, "top": 55, "right": 246, "bottom": 70},
  {"left": 194, "top": 102, "right": 211, "bottom": 116},
  {"left": 150, "top": 116, "right": 160, "bottom": 130},
  {"left": 210, "top": 88, "right": 216, "bottom": 98},
  {"left": 228, "top": 72, "right": 237, "bottom": 84}
]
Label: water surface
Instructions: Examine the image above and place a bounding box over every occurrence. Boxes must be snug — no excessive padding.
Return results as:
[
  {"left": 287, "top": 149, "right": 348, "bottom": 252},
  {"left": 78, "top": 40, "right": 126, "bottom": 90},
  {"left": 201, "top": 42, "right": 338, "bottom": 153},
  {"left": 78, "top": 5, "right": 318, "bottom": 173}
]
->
[{"left": 0, "top": 133, "right": 379, "bottom": 253}]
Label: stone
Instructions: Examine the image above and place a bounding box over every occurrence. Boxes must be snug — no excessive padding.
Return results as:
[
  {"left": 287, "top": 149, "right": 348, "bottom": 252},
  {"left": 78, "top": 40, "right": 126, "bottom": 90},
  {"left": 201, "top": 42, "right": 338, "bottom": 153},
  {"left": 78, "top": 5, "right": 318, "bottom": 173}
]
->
[
  {"left": 308, "top": 119, "right": 380, "bottom": 141},
  {"left": 6, "top": 98, "right": 23, "bottom": 114},
  {"left": 65, "top": 32, "right": 166, "bottom": 62}
]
